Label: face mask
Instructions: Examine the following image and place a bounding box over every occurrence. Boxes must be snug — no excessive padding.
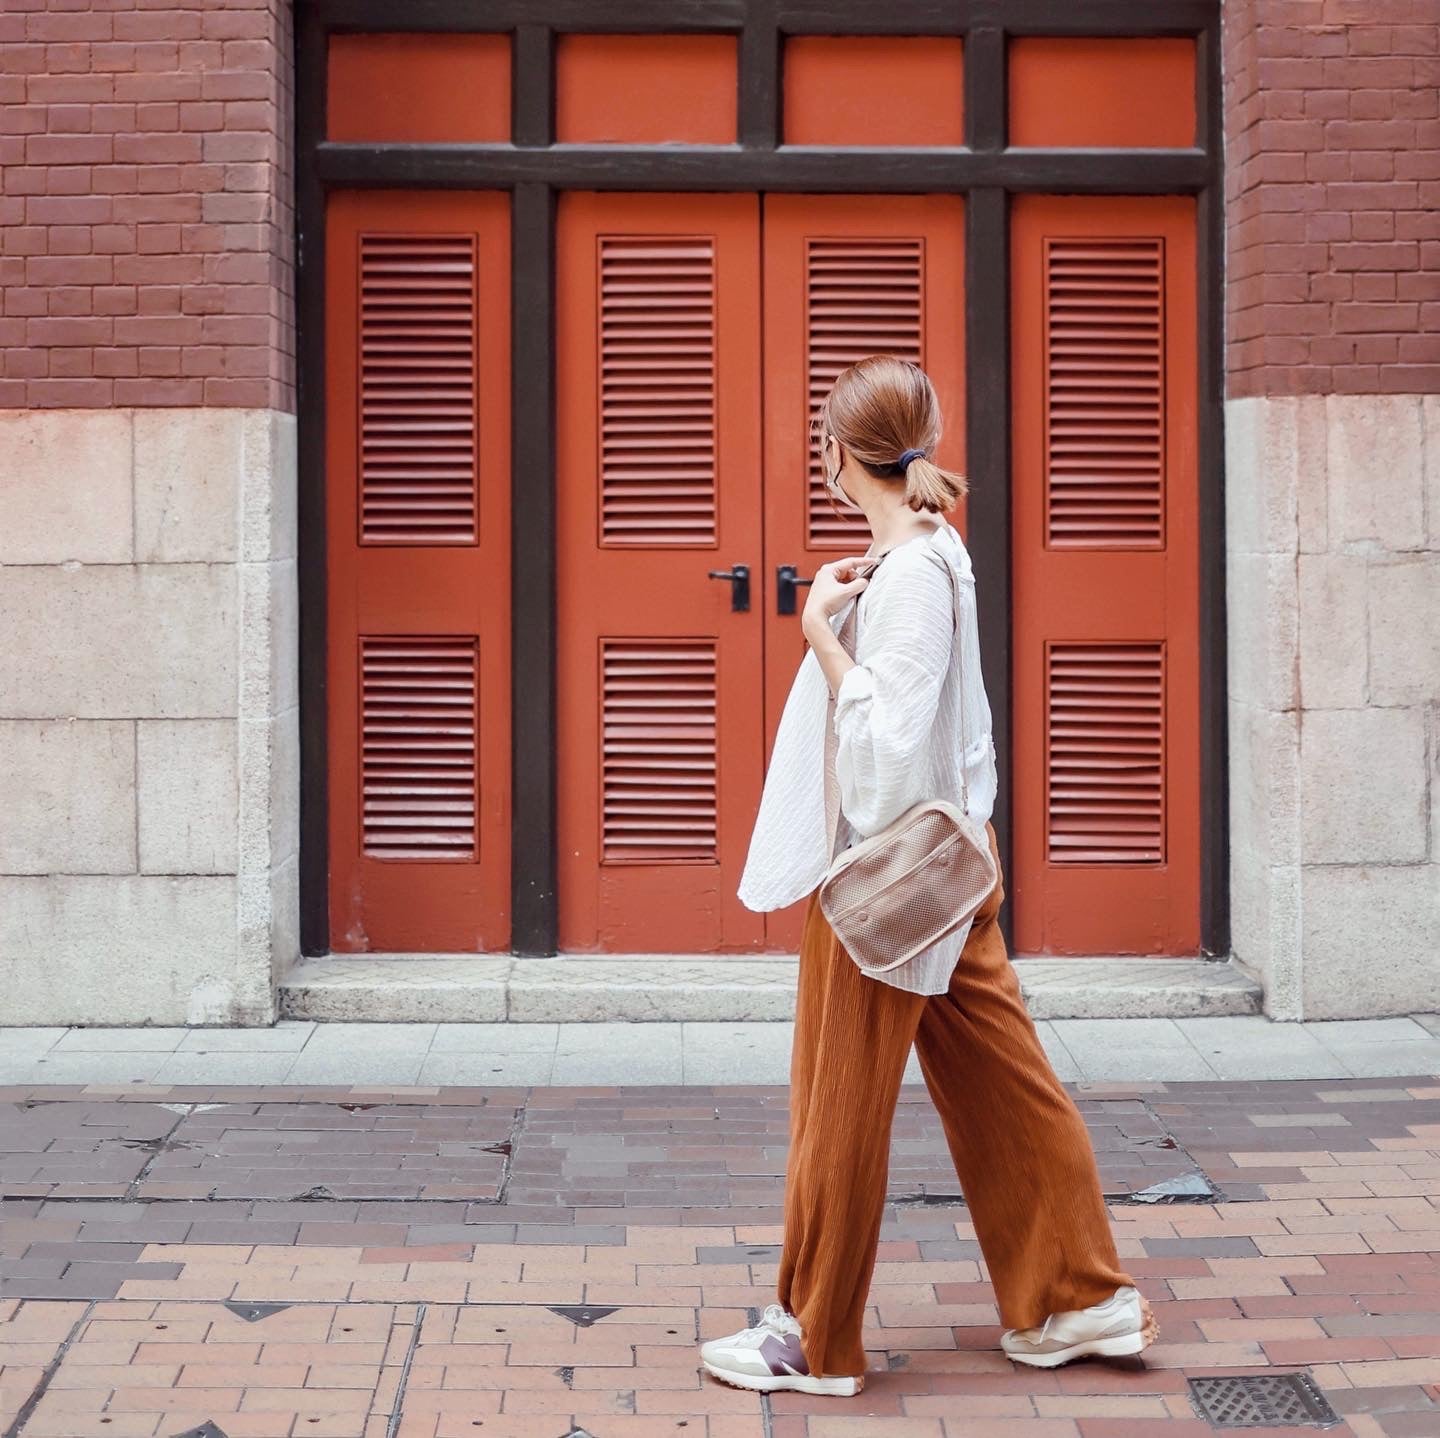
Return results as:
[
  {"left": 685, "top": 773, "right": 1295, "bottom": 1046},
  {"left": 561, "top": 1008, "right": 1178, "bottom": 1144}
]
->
[{"left": 825, "top": 439, "right": 865, "bottom": 513}]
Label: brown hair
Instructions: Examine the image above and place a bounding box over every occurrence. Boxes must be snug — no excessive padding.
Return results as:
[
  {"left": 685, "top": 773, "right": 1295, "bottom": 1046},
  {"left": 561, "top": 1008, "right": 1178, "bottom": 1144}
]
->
[{"left": 815, "top": 354, "right": 968, "bottom": 514}]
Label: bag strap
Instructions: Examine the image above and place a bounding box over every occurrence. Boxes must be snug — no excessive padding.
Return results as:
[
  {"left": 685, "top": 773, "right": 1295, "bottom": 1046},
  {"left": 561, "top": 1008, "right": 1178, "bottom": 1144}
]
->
[
  {"left": 821, "top": 596, "right": 858, "bottom": 863},
  {"left": 822, "top": 543, "right": 968, "bottom": 865}
]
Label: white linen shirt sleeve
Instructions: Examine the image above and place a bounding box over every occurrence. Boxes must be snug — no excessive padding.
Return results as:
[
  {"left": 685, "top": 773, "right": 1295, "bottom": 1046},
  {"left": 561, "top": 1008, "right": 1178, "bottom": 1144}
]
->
[{"left": 832, "top": 549, "right": 954, "bottom": 837}]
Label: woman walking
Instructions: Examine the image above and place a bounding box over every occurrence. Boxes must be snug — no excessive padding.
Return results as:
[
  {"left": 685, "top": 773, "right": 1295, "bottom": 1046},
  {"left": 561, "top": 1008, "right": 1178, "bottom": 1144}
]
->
[{"left": 700, "top": 356, "right": 1157, "bottom": 1397}]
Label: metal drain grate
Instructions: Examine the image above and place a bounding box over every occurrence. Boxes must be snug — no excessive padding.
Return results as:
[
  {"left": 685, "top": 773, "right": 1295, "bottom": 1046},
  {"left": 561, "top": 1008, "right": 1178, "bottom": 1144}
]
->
[{"left": 1190, "top": 1373, "right": 1341, "bottom": 1428}]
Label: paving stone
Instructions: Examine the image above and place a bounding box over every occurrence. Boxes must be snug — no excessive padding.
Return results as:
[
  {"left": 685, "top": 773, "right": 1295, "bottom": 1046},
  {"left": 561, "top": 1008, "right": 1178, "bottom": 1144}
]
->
[
  {"left": 281, "top": 1055, "right": 428, "bottom": 1086},
  {"left": 174, "top": 1023, "right": 317, "bottom": 1053},
  {"left": 50, "top": 1027, "right": 192, "bottom": 1053},
  {"left": 149, "top": 1054, "right": 303, "bottom": 1086},
  {"left": 13, "top": 1053, "right": 174, "bottom": 1084},
  {"left": 0, "top": 1028, "right": 65, "bottom": 1058},
  {"left": 429, "top": 1022, "right": 560, "bottom": 1053}
]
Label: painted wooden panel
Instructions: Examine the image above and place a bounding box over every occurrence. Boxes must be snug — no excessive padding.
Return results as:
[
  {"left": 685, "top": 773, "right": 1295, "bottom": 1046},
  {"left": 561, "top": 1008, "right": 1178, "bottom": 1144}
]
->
[
  {"left": 1009, "top": 38, "right": 1196, "bottom": 149},
  {"left": 784, "top": 37, "right": 964, "bottom": 146},
  {"left": 556, "top": 35, "right": 737, "bottom": 144},
  {"left": 1012, "top": 194, "right": 1200, "bottom": 956},
  {"left": 556, "top": 193, "right": 764, "bottom": 953},
  {"left": 327, "top": 33, "right": 510, "bottom": 143},
  {"left": 760, "top": 194, "right": 965, "bottom": 954},
  {"left": 326, "top": 190, "right": 511, "bottom": 953}
]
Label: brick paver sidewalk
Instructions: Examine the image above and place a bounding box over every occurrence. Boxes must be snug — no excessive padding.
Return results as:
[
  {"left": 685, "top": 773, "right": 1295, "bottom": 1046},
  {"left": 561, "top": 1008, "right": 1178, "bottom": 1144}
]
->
[{"left": 4, "top": 1077, "right": 1440, "bottom": 1436}]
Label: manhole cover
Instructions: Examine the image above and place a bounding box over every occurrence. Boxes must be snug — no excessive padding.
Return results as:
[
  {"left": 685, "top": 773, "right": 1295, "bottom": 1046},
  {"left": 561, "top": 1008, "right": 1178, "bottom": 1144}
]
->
[{"left": 1190, "top": 1373, "right": 1341, "bottom": 1428}]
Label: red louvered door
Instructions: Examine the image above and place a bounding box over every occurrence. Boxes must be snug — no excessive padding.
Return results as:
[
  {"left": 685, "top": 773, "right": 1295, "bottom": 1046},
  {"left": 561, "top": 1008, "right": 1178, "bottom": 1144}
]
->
[
  {"left": 759, "top": 194, "right": 966, "bottom": 952},
  {"left": 556, "top": 193, "right": 965, "bottom": 953},
  {"left": 329, "top": 189, "right": 969, "bottom": 956},
  {"left": 556, "top": 193, "right": 766, "bottom": 951},
  {"left": 326, "top": 190, "right": 511, "bottom": 951},
  {"left": 1011, "top": 195, "right": 1200, "bottom": 954}
]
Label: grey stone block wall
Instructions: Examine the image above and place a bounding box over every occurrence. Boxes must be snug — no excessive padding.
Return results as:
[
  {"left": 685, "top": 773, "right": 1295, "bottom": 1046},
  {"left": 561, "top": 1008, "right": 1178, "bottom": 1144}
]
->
[
  {"left": 1, "top": 396, "right": 1434, "bottom": 1022},
  {"left": 0, "top": 408, "right": 299, "bottom": 1024},
  {"left": 1226, "top": 394, "right": 1440, "bottom": 1020}
]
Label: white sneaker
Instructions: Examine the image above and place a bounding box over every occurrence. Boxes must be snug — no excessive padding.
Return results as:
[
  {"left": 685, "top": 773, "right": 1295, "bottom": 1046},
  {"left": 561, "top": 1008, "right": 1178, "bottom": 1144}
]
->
[
  {"left": 1001, "top": 1285, "right": 1158, "bottom": 1368},
  {"left": 700, "top": 1302, "right": 864, "bottom": 1396}
]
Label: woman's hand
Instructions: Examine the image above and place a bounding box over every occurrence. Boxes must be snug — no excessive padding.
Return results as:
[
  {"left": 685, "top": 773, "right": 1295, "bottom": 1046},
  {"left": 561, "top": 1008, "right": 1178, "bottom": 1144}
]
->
[{"left": 801, "top": 556, "right": 873, "bottom": 641}]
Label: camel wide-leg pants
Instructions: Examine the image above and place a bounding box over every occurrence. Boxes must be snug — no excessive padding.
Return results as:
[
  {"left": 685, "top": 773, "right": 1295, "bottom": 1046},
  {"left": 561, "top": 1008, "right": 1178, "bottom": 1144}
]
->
[{"left": 775, "top": 821, "right": 1133, "bottom": 1379}]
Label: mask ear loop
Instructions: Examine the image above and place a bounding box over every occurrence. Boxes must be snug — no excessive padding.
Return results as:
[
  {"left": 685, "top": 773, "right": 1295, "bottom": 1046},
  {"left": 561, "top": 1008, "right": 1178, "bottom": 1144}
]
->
[{"left": 825, "top": 434, "right": 866, "bottom": 515}]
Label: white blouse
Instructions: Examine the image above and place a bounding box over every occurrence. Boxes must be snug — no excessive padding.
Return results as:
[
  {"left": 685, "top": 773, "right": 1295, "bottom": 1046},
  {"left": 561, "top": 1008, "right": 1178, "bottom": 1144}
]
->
[{"left": 736, "top": 520, "right": 998, "bottom": 994}]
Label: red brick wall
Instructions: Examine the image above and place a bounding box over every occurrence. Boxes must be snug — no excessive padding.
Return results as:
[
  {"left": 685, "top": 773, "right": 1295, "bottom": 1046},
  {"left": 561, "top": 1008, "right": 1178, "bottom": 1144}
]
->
[
  {"left": 8, "top": 3, "right": 1438, "bottom": 407},
  {"left": 0, "top": 0, "right": 294, "bottom": 409},
  {"left": 1224, "top": 0, "right": 1440, "bottom": 397}
]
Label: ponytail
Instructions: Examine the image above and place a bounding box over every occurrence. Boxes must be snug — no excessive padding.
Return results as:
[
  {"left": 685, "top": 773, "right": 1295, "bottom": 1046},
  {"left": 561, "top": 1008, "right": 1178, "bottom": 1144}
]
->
[
  {"left": 817, "top": 354, "right": 969, "bottom": 516},
  {"left": 903, "top": 455, "right": 968, "bottom": 512}
]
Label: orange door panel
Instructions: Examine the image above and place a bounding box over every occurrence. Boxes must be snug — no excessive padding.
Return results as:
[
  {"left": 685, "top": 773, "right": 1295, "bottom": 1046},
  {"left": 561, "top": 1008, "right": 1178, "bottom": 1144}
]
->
[
  {"left": 759, "top": 194, "right": 966, "bottom": 953},
  {"left": 1011, "top": 195, "right": 1200, "bottom": 954},
  {"left": 325, "top": 190, "right": 511, "bottom": 951},
  {"left": 556, "top": 193, "right": 766, "bottom": 952}
]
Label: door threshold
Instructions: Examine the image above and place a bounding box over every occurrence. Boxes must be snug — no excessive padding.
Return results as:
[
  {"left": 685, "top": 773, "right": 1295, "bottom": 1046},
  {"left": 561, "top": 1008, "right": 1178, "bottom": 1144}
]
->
[{"left": 279, "top": 954, "right": 1261, "bottom": 1023}]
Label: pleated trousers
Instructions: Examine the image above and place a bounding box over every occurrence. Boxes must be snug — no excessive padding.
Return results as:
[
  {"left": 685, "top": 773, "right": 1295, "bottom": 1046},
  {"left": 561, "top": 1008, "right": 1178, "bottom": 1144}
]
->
[{"left": 775, "top": 821, "right": 1133, "bottom": 1379}]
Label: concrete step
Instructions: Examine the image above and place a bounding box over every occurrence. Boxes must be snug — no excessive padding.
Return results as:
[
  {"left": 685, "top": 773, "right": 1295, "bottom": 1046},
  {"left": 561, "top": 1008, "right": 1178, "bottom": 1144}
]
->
[
  {"left": 1014, "top": 958, "right": 1262, "bottom": 1019},
  {"left": 280, "top": 954, "right": 1262, "bottom": 1023}
]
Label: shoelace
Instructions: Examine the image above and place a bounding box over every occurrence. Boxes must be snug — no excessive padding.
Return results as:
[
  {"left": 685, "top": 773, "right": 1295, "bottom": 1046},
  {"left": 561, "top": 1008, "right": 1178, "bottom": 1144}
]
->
[
  {"left": 759, "top": 1303, "right": 793, "bottom": 1334},
  {"left": 1033, "top": 1289, "right": 1123, "bottom": 1347}
]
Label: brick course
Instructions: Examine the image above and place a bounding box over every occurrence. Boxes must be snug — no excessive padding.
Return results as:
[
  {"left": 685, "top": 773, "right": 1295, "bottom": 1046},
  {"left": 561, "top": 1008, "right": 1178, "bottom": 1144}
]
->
[
  {"left": 1224, "top": 0, "right": 1440, "bottom": 396},
  {"left": 0, "top": 0, "right": 294, "bottom": 410}
]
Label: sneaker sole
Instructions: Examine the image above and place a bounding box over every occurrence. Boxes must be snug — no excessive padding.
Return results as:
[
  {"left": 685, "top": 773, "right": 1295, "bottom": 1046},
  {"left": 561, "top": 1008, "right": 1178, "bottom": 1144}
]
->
[
  {"left": 1005, "top": 1304, "right": 1160, "bottom": 1370},
  {"left": 702, "top": 1358, "right": 863, "bottom": 1396}
]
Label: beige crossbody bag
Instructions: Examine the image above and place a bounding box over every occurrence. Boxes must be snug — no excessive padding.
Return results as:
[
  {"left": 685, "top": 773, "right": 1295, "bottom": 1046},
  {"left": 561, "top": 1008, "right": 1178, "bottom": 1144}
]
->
[{"left": 819, "top": 548, "right": 997, "bottom": 976}]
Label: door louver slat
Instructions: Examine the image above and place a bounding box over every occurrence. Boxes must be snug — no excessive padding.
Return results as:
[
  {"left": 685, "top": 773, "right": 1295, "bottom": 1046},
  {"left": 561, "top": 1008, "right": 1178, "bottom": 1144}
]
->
[
  {"left": 1046, "top": 643, "right": 1164, "bottom": 863},
  {"left": 361, "top": 637, "right": 478, "bottom": 860},
  {"left": 806, "top": 238, "right": 925, "bottom": 547},
  {"left": 601, "top": 639, "right": 717, "bottom": 863},
  {"left": 360, "top": 234, "right": 478, "bottom": 544},
  {"left": 1044, "top": 239, "right": 1165, "bottom": 548},
  {"left": 600, "top": 238, "right": 718, "bottom": 545}
]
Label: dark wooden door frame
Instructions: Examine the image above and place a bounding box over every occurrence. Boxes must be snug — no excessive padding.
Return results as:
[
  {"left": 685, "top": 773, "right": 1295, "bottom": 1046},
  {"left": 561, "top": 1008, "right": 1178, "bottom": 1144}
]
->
[{"left": 295, "top": 0, "right": 1228, "bottom": 959}]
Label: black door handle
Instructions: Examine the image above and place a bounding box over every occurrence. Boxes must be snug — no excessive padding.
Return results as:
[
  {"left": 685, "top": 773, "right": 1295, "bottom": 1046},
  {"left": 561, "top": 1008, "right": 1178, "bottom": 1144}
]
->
[
  {"left": 707, "top": 563, "right": 751, "bottom": 612},
  {"left": 776, "top": 564, "right": 814, "bottom": 615}
]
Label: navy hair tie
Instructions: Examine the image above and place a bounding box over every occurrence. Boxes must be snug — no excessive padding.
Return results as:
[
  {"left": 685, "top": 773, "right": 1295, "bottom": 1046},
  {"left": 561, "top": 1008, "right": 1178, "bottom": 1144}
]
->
[{"left": 897, "top": 448, "right": 926, "bottom": 470}]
